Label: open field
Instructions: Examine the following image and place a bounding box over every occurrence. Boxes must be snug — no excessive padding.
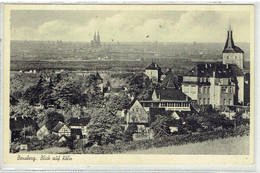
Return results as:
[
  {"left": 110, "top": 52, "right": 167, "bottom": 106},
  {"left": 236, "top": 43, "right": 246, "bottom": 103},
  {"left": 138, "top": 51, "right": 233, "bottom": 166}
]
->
[{"left": 126, "top": 135, "right": 249, "bottom": 155}]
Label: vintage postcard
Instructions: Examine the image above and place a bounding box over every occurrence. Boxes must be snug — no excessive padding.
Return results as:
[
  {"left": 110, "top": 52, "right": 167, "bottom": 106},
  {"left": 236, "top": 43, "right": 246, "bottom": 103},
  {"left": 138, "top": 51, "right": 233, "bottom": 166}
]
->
[{"left": 3, "top": 4, "right": 254, "bottom": 166}]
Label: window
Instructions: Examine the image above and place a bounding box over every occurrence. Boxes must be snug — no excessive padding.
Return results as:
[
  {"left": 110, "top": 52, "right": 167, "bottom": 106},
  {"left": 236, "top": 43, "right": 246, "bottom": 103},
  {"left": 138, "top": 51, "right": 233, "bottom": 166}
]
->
[
  {"left": 222, "top": 87, "right": 228, "bottom": 93},
  {"left": 229, "top": 99, "right": 232, "bottom": 105},
  {"left": 207, "top": 87, "right": 210, "bottom": 93},
  {"left": 230, "top": 87, "right": 232, "bottom": 93},
  {"left": 203, "top": 98, "right": 206, "bottom": 105},
  {"left": 204, "top": 77, "right": 207, "bottom": 82},
  {"left": 199, "top": 98, "right": 202, "bottom": 105},
  {"left": 200, "top": 78, "right": 203, "bottom": 82},
  {"left": 198, "top": 87, "right": 202, "bottom": 93},
  {"left": 220, "top": 79, "right": 223, "bottom": 84},
  {"left": 208, "top": 98, "right": 210, "bottom": 104},
  {"left": 223, "top": 99, "right": 226, "bottom": 105},
  {"left": 203, "top": 87, "right": 207, "bottom": 93}
]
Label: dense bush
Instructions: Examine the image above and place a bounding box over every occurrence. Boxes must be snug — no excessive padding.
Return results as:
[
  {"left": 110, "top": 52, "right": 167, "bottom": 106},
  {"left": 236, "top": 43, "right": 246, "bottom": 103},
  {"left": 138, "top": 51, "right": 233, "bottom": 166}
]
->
[{"left": 83, "top": 125, "right": 249, "bottom": 154}]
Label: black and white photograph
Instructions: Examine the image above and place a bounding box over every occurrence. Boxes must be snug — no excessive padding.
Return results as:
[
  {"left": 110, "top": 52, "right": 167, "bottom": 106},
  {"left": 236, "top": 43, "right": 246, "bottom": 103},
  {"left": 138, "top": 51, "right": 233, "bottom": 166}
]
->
[{"left": 3, "top": 4, "right": 254, "bottom": 165}]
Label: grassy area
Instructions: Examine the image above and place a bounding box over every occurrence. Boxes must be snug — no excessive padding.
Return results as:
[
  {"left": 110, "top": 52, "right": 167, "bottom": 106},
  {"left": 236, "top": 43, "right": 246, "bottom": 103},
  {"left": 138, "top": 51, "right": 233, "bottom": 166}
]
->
[
  {"left": 126, "top": 135, "right": 249, "bottom": 155},
  {"left": 19, "top": 147, "right": 71, "bottom": 154}
]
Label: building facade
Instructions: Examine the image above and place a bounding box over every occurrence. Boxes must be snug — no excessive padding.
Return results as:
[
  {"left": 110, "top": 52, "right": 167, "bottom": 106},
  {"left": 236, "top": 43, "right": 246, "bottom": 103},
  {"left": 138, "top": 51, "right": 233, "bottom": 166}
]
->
[
  {"left": 145, "top": 62, "right": 162, "bottom": 82},
  {"left": 182, "top": 63, "right": 244, "bottom": 107}
]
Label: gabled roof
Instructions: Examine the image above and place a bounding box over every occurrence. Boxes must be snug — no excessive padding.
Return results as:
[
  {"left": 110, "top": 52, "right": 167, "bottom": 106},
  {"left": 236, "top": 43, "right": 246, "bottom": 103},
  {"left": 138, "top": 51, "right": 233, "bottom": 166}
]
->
[
  {"left": 222, "top": 27, "right": 244, "bottom": 53},
  {"left": 161, "top": 69, "right": 180, "bottom": 89},
  {"left": 184, "top": 63, "right": 244, "bottom": 78},
  {"left": 68, "top": 117, "right": 90, "bottom": 126},
  {"left": 10, "top": 117, "right": 38, "bottom": 131},
  {"left": 146, "top": 62, "right": 161, "bottom": 70},
  {"left": 154, "top": 88, "right": 188, "bottom": 101},
  {"left": 52, "top": 121, "right": 67, "bottom": 132}
]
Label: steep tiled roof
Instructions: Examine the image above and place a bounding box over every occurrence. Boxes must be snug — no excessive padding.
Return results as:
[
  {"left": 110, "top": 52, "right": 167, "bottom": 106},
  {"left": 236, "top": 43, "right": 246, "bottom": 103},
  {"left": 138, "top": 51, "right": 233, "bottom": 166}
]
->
[
  {"left": 68, "top": 117, "right": 90, "bottom": 126},
  {"left": 52, "top": 121, "right": 66, "bottom": 132},
  {"left": 161, "top": 69, "right": 180, "bottom": 89},
  {"left": 222, "top": 27, "right": 244, "bottom": 53},
  {"left": 184, "top": 63, "right": 244, "bottom": 78},
  {"left": 155, "top": 88, "right": 188, "bottom": 101}
]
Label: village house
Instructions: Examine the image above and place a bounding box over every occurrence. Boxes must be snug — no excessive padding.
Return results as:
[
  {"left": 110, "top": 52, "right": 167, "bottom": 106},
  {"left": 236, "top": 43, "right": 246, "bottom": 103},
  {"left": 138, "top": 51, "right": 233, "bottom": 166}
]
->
[
  {"left": 68, "top": 117, "right": 90, "bottom": 138},
  {"left": 37, "top": 125, "right": 51, "bottom": 140},
  {"left": 123, "top": 100, "right": 152, "bottom": 140},
  {"left": 52, "top": 121, "right": 71, "bottom": 137},
  {"left": 145, "top": 62, "right": 162, "bottom": 82}
]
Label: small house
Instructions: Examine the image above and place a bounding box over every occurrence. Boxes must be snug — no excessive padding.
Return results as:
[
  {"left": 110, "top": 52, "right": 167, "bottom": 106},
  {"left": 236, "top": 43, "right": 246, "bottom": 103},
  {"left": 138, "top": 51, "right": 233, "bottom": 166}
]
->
[
  {"left": 68, "top": 117, "right": 90, "bottom": 138},
  {"left": 52, "top": 121, "right": 71, "bottom": 137},
  {"left": 37, "top": 125, "right": 51, "bottom": 140}
]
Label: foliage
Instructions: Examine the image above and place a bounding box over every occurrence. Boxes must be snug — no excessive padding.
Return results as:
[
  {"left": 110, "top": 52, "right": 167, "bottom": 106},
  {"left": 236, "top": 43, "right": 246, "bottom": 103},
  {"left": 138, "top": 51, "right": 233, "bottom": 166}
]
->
[
  {"left": 44, "top": 111, "right": 64, "bottom": 130},
  {"left": 106, "top": 91, "right": 131, "bottom": 110},
  {"left": 83, "top": 125, "right": 249, "bottom": 154},
  {"left": 126, "top": 73, "right": 156, "bottom": 100},
  {"left": 86, "top": 108, "right": 124, "bottom": 146},
  {"left": 20, "top": 125, "right": 36, "bottom": 137},
  {"left": 151, "top": 116, "right": 171, "bottom": 139}
]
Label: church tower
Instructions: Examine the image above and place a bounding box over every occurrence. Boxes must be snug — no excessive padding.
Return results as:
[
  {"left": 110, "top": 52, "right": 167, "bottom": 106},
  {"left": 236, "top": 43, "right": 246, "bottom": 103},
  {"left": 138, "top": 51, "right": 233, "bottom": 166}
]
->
[{"left": 222, "top": 26, "right": 244, "bottom": 69}]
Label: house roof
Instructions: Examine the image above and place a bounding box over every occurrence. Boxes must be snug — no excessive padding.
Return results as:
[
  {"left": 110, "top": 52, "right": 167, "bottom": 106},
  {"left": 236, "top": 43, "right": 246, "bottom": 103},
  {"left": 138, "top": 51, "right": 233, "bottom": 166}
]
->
[
  {"left": 71, "top": 129, "right": 83, "bottom": 136},
  {"left": 146, "top": 62, "right": 161, "bottom": 70},
  {"left": 161, "top": 69, "right": 180, "bottom": 89},
  {"left": 184, "top": 63, "right": 244, "bottom": 78},
  {"left": 10, "top": 117, "right": 38, "bottom": 132},
  {"left": 154, "top": 88, "right": 188, "bottom": 101},
  {"left": 68, "top": 117, "right": 90, "bottom": 126},
  {"left": 222, "top": 28, "right": 244, "bottom": 53},
  {"left": 52, "top": 121, "right": 66, "bottom": 132}
]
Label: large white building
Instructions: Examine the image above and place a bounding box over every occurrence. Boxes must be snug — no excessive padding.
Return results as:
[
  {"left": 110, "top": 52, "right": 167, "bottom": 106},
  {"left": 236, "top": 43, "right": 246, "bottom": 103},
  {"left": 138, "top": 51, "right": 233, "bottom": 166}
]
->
[{"left": 182, "top": 27, "right": 245, "bottom": 107}]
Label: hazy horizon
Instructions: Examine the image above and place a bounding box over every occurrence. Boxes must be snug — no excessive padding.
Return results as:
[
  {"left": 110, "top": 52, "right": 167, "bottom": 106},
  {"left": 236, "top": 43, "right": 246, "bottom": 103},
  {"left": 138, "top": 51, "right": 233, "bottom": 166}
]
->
[{"left": 11, "top": 10, "right": 251, "bottom": 43}]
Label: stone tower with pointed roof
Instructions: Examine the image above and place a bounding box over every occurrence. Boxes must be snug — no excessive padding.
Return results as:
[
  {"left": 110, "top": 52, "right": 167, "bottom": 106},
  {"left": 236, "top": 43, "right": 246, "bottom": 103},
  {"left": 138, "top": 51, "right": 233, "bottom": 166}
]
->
[
  {"left": 145, "top": 61, "right": 162, "bottom": 82},
  {"left": 222, "top": 26, "right": 244, "bottom": 69}
]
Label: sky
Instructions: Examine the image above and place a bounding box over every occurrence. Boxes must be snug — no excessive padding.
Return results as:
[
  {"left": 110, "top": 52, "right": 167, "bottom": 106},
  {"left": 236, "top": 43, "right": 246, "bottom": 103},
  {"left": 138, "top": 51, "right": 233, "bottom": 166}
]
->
[{"left": 11, "top": 10, "right": 251, "bottom": 43}]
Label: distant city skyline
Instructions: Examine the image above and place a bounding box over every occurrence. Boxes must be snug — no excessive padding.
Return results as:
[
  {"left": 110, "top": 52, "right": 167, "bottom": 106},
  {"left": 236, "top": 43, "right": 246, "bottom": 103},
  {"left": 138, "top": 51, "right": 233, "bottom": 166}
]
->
[{"left": 11, "top": 10, "right": 250, "bottom": 43}]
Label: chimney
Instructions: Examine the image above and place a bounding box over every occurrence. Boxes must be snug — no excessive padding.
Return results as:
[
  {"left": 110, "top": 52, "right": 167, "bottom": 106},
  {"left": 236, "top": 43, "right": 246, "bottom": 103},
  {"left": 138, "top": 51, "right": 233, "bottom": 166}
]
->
[
  {"left": 14, "top": 117, "right": 17, "bottom": 121},
  {"left": 226, "top": 64, "right": 229, "bottom": 69},
  {"left": 205, "top": 64, "right": 208, "bottom": 68},
  {"left": 213, "top": 71, "right": 216, "bottom": 77},
  {"left": 209, "top": 64, "right": 212, "bottom": 67}
]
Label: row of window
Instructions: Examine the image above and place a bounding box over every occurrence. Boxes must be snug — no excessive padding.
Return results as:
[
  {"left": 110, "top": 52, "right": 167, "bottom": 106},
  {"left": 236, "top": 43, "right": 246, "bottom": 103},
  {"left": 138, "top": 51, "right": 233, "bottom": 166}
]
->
[
  {"left": 198, "top": 86, "right": 210, "bottom": 94},
  {"left": 199, "top": 77, "right": 208, "bottom": 83},
  {"left": 159, "top": 102, "right": 190, "bottom": 107},
  {"left": 221, "top": 86, "right": 233, "bottom": 94},
  {"left": 198, "top": 98, "right": 210, "bottom": 105}
]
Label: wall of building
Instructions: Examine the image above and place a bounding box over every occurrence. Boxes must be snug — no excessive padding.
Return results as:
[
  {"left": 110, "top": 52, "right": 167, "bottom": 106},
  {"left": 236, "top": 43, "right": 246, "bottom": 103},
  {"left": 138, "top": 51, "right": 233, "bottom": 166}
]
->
[
  {"left": 145, "top": 69, "right": 159, "bottom": 81},
  {"left": 182, "top": 84, "right": 198, "bottom": 100},
  {"left": 237, "top": 76, "right": 245, "bottom": 104},
  {"left": 198, "top": 85, "right": 210, "bottom": 105},
  {"left": 223, "top": 53, "right": 244, "bottom": 69}
]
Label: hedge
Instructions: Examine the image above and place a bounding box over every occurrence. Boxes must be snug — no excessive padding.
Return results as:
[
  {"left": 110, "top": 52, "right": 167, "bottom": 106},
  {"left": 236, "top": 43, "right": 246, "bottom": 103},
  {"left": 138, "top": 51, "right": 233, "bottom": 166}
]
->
[{"left": 82, "top": 125, "right": 249, "bottom": 154}]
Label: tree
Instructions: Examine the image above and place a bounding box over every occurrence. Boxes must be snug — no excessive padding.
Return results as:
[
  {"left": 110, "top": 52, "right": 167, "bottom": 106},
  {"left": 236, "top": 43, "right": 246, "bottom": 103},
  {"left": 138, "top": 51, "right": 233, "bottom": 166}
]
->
[
  {"left": 20, "top": 125, "right": 36, "bottom": 137},
  {"left": 106, "top": 91, "right": 131, "bottom": 110},
  {"left": 86, "top": 108, "right": 124, "bottom": 146},
  {"left": 126, "top": 73, "right": 156, "bottom": 100},
  {"left": 150, "top": 115, "right": 171, "bottom": 139},
  {"left": 44, "top": 111, "right": 64, "bottom": 130}
]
